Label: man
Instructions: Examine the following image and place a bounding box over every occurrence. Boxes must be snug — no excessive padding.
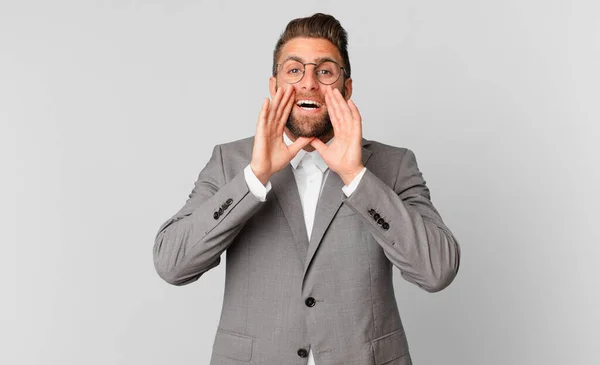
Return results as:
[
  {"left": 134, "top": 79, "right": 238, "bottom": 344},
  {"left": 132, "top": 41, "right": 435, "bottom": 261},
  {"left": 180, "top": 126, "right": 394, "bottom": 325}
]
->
[{"left": 154, "top": 13, "right": 460, "bottom": 365}]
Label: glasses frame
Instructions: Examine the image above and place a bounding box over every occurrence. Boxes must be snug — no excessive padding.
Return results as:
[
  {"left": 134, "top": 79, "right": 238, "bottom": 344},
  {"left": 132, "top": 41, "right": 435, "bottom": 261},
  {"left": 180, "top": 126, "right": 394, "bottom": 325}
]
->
[{"left": 274, "top": 58, "right": 348, "bottom": 85}]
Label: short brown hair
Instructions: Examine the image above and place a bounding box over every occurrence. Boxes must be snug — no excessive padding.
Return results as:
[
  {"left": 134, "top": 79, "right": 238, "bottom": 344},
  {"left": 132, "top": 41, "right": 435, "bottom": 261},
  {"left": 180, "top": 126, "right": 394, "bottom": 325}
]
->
[{"left": 272, "top": 13, "right": 351, "bottom": 78}]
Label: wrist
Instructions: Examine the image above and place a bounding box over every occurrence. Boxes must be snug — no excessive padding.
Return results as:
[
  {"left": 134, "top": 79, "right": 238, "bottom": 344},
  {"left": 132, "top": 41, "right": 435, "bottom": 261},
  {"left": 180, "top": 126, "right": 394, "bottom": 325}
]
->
[
  {"left": 250, "top": 162, "right": 271, "bottom": 185},
  {"left": 340, "top": 165, "right": 364, "bottom": 186}
]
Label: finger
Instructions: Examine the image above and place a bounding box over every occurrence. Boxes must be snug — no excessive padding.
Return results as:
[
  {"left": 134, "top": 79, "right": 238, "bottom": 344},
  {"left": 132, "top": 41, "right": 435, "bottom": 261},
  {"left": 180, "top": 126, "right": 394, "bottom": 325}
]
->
[
  {"left": 329, "top": 88, "right": 345, "bottom": 123},
  {"left": 347, "top": 99, "right": 361, "bottom": 120},
  {"left": 325, "top": 90, "right": 340, "bottom": 127},
  {"left": 327, "top": 91, "right": 345, "bottom": 137},
  {"left": 325, "top": 95, "right": 342, "bottom": 139},
  {"left": 288, "top": 136, "right": 314, "bottom": 156},
  {"left": 275, "top": 86, "right": 294, "bottom": 123},
  {"left": 334, "top": 88, "right": 354, "bottom": 125},
  {"left": 268, "top": 87, "right": 284, "bottom": 122},
  {"left": 278, "top": 88, "right": 295, "bottom": 132},
  {"left": 257, "top": 97, "right": 270, "bottom": 128},
  {"left": 309, "top": 138, "right": 328, "bottom": 155},
  {"left": 347, "top": 99, "right": 362, "bottom": 128}
]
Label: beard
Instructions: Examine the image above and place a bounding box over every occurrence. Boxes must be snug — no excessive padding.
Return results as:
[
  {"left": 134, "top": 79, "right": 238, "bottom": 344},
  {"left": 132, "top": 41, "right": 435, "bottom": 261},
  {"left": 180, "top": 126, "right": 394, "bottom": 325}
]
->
[
  {"left": 285, "top": 108, "right": 333, "bottom": 138},
  {"left": 284, "top": 88, "right": 345, "bottom": 138}
]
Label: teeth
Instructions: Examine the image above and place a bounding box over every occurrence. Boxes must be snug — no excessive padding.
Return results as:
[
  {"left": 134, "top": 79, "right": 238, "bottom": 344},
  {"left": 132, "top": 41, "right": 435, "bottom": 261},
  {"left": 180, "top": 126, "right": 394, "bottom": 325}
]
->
[{"left": 296, "top": 100, "right": 322, "bottom": 107}]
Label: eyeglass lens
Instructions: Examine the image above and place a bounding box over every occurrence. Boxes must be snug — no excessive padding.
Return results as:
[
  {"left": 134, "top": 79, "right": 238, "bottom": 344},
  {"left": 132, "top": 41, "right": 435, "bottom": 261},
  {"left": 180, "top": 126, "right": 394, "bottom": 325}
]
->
[{"left": 280, "top": 60, "right": 341, "bottom": 85}]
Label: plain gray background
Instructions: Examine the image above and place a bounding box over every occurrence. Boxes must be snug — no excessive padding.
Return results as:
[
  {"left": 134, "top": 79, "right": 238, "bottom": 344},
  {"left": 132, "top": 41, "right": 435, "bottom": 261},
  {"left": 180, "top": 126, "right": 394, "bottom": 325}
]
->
[{"left": 3, "top": 0, "right": 599, "bottom": 364}]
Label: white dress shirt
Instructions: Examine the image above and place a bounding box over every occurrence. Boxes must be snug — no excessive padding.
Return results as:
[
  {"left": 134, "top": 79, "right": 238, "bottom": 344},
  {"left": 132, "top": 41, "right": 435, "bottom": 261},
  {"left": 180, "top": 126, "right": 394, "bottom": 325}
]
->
[{"left": 243, "top": 134, "right": 366, "bottom": 364}]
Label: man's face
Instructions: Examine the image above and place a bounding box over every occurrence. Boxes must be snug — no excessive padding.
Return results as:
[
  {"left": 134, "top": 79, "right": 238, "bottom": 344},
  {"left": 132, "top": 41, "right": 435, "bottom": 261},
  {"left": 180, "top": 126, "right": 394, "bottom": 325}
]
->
[{"left": 270, "top": 37, "right": 353, "bottom": 138}]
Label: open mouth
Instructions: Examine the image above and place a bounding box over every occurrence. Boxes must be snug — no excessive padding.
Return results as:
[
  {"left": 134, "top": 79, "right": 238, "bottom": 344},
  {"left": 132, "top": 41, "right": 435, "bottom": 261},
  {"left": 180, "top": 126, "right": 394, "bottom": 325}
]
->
[{"left": 295, "top": 99, "right": 323, "bottom": 111}]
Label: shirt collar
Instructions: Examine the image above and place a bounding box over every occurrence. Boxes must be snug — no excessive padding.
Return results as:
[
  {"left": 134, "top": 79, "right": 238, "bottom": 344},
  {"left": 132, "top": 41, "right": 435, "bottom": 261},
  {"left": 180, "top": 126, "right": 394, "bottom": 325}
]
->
[{"left": 283, "top": 132, "right": 332, "bottom": 172}]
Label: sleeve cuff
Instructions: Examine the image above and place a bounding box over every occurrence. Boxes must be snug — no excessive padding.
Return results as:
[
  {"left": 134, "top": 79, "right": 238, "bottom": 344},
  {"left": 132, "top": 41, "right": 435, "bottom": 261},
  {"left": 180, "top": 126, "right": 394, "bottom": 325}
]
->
[
  {"left": 342, "top": 167, "right": 367, "bottom": 197},
  {"left": 244, "top": 164, "right": 272, "bottom": 202}
]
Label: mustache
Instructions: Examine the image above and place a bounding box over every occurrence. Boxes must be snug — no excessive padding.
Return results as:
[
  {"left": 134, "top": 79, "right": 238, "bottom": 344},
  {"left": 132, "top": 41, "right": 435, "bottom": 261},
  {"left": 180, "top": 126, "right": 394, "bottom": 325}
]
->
[{"left": 294, "top": 94, "right": 326, "bottom": 103}]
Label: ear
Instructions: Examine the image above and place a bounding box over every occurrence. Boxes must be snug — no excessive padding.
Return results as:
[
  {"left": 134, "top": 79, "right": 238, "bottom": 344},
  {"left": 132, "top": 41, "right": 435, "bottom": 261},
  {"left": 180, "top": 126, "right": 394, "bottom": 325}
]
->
[
  {"left": 343, "top": 77, "right": 353, "bottom": 100},
  {"left": 269, "top": 77, "right": 277, "bottom": 98}
]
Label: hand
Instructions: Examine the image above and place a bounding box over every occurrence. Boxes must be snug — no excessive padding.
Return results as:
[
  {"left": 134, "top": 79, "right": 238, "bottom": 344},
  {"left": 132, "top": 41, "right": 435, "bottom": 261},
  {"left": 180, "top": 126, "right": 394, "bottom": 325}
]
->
[
  {"left": 310, "top": 87, "right": 364, "bottom": 185},
  {"left": 250, "top": 86, "right": 314, "bottom": 184}
]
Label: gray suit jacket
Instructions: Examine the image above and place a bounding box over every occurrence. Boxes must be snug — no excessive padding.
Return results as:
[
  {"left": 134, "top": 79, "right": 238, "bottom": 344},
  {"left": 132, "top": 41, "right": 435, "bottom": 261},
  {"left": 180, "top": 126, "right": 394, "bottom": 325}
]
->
[{"left": 154, "top": 136, "right": 460, "bottom": 365}]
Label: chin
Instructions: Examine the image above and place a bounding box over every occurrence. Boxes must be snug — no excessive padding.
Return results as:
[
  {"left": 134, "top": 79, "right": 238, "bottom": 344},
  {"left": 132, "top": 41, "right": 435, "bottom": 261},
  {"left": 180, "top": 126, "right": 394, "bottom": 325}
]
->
[
  {"left": 287, "top": 120, "right": 333, "bottom": 138},
  {"left": 287, "top": 111, "right": 333, "bottom": 138}
]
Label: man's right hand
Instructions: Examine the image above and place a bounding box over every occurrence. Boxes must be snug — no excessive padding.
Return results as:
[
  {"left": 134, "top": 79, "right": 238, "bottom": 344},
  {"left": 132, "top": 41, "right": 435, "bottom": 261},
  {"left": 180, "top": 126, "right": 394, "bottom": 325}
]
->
[{"left": 250, "top": 86, "right": 314, "bottom": 185}]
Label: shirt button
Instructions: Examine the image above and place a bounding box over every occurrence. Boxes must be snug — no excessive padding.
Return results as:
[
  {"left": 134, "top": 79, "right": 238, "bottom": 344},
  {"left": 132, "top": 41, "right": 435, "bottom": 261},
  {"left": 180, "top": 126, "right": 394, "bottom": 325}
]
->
[
  {"left": 297, "top": 348, "right": 308, "bottom": 358},
  {"left": 305, "top": 297, "right": 316, "bottom": 307}
]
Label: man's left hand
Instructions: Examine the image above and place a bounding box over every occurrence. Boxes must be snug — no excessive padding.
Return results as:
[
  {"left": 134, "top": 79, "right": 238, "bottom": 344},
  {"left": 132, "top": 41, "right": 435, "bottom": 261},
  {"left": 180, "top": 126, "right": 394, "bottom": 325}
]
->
[{"left": 310, "top": 87, "right": 364, "bottom": 185}]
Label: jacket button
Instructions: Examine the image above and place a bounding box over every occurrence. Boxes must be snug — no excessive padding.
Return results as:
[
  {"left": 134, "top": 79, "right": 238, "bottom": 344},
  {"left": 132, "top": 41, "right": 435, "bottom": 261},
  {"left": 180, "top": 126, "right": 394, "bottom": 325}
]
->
[
  {"left": 218, "top": 207, "right": 223, "bottom": 215},
  {"left": 373, "top": 213, "right": 380, "bottom": 221},
  {"left": 382, "top": 222, "right": 390, "bottom": 230},
  {"left": 368, "top": 209, "right": 375, "bottom": 216},
  {"left": 305, "top": 297, "right": 316, "bottom": 307},
  {"left": 297, "top": 348, "right": 308, "bottom": 358},
  {"left": 213, "top": 212, "right": 219, "bottom": 220},
  {"left": 226, "top": 198, "right": 233, "bottom": 206},
  {"left": 377, "top": 218, "right": 385, "bottom": 225}
]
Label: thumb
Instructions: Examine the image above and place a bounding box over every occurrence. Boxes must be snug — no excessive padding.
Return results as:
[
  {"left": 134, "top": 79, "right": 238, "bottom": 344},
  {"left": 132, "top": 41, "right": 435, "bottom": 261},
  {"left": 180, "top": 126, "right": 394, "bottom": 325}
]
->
[
  {"left": 310, "top": 138, "right": 327, "bottom": 155},
  {"left": 288, "top": 137, "right": 314, "bottom": 156}
]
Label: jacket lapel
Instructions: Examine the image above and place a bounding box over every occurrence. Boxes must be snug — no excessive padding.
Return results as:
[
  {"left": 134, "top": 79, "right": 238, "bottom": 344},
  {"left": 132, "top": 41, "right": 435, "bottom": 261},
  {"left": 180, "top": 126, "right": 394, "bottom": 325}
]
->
[
  {"left": 270, "top": 165, "right": 309, "bottom": 263},
  {"left": 302, "top": 141, "right": 373, "bottom": 280}
]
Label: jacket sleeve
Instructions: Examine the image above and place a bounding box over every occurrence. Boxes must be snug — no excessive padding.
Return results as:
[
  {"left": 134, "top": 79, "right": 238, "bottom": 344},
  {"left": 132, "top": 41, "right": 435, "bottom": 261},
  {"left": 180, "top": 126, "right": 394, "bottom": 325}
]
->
[
  {"left": 153, "top": 144, "right": 263, "bottom": 286},
  {"left": 343, "top": 149, "right": 460, "bottom": 292}
]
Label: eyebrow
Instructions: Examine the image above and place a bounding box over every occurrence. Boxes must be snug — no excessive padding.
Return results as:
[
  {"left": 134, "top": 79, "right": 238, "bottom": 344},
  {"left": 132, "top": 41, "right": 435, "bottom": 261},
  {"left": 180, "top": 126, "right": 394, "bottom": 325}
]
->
[{"left": 281, "top": 55, "right": 340, "bottom": 64}]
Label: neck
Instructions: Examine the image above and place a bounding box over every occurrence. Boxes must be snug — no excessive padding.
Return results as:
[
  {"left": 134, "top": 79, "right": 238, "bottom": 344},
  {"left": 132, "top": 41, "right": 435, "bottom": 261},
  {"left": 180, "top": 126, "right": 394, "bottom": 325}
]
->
[{"left": 285, "top": 128, "right": 334, "bottom": 152}]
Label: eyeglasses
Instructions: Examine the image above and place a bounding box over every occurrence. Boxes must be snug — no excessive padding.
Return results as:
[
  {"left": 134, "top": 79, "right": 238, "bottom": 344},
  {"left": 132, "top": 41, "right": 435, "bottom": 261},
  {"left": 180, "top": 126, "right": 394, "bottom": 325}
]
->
[{"left": 275, "top": 59, "right": 347, "bottom": 85}]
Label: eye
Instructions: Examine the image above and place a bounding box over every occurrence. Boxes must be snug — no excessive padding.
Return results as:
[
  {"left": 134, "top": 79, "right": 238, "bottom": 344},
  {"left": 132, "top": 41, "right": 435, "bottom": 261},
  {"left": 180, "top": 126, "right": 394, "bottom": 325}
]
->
[{"left": 288, "top": 68, "right": 302, "bottom": 74}]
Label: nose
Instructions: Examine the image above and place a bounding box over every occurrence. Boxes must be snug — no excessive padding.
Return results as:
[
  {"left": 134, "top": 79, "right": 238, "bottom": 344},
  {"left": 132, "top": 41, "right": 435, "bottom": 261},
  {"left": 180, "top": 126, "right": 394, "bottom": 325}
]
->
[{"left": 297, "top": 65, "right": 319, "bottom": 91}]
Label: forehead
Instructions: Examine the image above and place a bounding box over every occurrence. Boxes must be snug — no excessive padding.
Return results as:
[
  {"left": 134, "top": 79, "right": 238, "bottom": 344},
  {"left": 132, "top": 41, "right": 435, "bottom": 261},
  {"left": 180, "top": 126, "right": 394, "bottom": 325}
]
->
[{"left": 278, "top": 37, "right": 343, "bottom": 63}]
